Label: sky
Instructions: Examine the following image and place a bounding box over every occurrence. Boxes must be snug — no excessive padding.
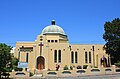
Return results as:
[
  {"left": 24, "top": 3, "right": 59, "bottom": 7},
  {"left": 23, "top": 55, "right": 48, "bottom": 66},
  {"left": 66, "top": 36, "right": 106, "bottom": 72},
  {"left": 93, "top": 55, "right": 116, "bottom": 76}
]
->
[{"left": 0, "top": 0, "right": 120, "bottom": 47}]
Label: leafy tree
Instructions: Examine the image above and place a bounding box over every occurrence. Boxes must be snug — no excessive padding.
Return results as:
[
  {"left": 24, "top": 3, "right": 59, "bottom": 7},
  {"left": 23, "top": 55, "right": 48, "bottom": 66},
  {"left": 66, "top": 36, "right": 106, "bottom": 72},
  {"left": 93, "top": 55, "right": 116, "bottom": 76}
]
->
[
  {"left": 103, "top": 18, "right": 120, "bottom": 64},
  {"left": 0, "top": 43, "right": 12, "bottom": 70},
  {"left": 11, "top": 57, "right": 19, "bottom": 70},
  {"left": 5, "top": 56, "right": 19, "bottom": 72},
  {"left": 0, "top": 43, "right": 12, "bottom": 78},
  {"left": 0, "top": 43, "right": 18, "bottom": 78}
]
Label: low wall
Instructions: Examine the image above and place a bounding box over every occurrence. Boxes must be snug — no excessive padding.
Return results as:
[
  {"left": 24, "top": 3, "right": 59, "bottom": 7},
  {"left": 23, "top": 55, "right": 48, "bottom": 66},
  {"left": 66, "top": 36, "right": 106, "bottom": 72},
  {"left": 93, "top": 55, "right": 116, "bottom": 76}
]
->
[
  {"left": 10, "top": 71, "right": 29, "bottom": 78},
  {"left": 41, "top": 65, "right": 120, "bottom": 77},
  {"left": 9, "top": 65, "right": 120, "bottom": 78}
]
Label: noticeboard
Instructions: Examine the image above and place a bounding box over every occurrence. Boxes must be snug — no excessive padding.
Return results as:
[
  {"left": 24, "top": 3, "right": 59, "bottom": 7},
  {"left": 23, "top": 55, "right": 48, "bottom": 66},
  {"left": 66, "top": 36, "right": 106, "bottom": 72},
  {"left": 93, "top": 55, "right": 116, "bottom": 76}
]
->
[{"left": 18, "top": 62, "right": 28, "bottom": 68}]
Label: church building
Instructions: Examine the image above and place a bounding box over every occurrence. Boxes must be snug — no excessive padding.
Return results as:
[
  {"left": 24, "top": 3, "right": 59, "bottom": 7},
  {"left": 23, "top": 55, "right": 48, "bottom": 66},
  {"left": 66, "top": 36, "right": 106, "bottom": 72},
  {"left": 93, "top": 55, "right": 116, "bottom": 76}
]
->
[{"left": 15, "top": 20, "right": 110, "bottom": 72}]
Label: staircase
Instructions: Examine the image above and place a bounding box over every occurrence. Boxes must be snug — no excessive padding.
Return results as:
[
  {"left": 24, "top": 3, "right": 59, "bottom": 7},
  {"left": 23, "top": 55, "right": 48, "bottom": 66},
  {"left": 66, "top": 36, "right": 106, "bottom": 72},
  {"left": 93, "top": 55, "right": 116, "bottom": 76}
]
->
[{"left": 33, "top": 70, "right": 44, "bottom": 77}]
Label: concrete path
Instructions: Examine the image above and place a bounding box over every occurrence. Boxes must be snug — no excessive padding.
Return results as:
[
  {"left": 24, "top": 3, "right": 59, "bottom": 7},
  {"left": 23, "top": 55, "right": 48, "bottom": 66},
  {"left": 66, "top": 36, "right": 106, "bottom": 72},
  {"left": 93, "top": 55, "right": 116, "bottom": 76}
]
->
[{"left": 14, "top": 74, "right": 120, "bottom": 79}]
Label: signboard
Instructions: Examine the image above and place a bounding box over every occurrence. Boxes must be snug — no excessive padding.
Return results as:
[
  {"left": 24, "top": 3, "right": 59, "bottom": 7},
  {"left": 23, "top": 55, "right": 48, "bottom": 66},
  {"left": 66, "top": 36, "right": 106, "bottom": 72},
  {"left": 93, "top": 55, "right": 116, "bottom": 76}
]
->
[{"left": 18, "top": 62, "right": 28, "bottom": 68}]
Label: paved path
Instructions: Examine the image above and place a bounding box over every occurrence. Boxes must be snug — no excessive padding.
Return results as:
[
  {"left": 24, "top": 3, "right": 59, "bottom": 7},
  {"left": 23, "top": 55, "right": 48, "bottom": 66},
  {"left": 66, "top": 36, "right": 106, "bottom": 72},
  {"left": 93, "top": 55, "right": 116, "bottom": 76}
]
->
[{"left": 14, "top": 74, "right": 120, "bottom": 79}]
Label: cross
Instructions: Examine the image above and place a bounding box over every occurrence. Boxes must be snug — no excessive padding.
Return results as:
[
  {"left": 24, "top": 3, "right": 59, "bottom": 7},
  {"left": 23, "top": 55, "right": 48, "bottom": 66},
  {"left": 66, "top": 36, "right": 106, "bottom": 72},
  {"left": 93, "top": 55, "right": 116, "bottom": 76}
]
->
[{"left": 39, "top": 42, "right": 44, "bottom": 56}]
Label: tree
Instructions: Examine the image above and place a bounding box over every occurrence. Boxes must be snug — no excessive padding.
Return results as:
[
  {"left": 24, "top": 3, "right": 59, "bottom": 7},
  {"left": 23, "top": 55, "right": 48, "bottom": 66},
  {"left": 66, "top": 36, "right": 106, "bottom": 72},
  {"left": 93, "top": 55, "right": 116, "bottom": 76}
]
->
[
  {"left": 11, "top": 57, "right": 19, "bottom": 71},
  {"left": 103, "top": 18, "right": 120, "bottom": 64},
  {"left": 0, "top": 43, "right": 12, "bottom": 78},
  {"left": 4, "top": 55, "right": 19, "bottom": 72},
  {"left": 0, "top": 43, "right": 18, "bottom": 78}
]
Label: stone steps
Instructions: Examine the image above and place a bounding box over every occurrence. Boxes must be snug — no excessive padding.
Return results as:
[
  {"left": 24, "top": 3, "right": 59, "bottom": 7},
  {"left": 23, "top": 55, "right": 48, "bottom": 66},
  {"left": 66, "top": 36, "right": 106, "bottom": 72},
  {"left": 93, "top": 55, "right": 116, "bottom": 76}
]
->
[{"left": 34, "top": 70, "right": 44, "bottom": 77}]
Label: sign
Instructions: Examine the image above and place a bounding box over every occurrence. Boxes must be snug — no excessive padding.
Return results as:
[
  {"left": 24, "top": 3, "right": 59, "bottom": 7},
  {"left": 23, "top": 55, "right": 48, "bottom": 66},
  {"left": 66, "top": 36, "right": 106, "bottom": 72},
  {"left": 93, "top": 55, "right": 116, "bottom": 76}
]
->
[{"left": 18, "top": 62, "right": 28, "bottom": 68}]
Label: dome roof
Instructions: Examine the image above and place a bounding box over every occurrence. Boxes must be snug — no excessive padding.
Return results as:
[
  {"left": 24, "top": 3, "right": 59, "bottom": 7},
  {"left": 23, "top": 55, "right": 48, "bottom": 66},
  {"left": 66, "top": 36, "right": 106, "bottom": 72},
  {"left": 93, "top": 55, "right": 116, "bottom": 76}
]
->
[{"left": 42, "top": 20, "right": 66, "bottom": 35}]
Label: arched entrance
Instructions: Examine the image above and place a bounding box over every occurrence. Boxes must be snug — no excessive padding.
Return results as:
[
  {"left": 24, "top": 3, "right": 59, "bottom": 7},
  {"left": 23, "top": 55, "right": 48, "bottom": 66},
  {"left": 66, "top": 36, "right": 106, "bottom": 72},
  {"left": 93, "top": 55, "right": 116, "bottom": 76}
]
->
[
  {"left": 37, "top": 56, "right": 45, "bottom": 70},
  {"left": 100, "top": 56, "right": 107, "bottom": 67}
]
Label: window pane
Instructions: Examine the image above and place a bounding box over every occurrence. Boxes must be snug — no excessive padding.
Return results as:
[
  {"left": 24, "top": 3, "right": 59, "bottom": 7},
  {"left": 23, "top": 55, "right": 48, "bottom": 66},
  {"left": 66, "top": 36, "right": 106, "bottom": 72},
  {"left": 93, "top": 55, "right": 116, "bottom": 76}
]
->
[
  {"left": 54, "top": 50, "right": 57, "bottom": 63},
  {"left": 71, "top": 51, "right": 74, "bottom": 63},
  {"left": 85, "top": 52, "right": 88, "bottom": 63},
  {"left": 55, "top": 40, "right": 58, "bottom": 43},
  {"left": 58, "top": 50, "right": 61, "bottom": 63},
  {"left": 89, "top": 52, "right": 91, "bottom": 63},
  {"left": 26, "top": 53, "right": 29, "bottom": 62},
  {"left": 75, "top": 52, "right": 78, "bottom": 63},
  {"left": 51, "top": 40, "right": 54, "bottom": 43},
  {"left": 48, "top": 40, "right": 50, "bottom": 42}
]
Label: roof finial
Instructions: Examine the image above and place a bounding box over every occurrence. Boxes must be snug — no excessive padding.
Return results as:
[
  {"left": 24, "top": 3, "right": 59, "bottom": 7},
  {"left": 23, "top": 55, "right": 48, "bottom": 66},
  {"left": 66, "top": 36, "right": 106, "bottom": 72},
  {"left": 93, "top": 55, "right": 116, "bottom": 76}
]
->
[{"left": 51, "top": 20, "right": 55, "bottom": 25}]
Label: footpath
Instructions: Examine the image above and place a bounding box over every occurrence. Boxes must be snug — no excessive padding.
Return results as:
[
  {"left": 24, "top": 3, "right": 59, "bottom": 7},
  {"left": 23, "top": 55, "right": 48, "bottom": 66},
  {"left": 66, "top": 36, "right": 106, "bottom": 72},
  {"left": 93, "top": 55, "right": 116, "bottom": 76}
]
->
[{"left": 14, "top": 74, "right": 120, "bottom": 79}]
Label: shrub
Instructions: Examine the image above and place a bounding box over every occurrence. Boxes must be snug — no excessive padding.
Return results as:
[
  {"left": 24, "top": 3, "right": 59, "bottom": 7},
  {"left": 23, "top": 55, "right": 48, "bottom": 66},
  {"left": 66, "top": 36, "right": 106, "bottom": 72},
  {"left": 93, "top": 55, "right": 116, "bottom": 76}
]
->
[
  {"left": 89, "top": 65, "right": 93, "bottom": 68},
  {"left": 83, "top": 65, "right": 88, "bottom": 69},
  {"left": 94, "top": 66, "right": 98, "bottom": 68},
  {"left": 70, "top": 66, "right": 73, "bottom": 70},
  {"left": 15, "top": 68, "right": 23, "bottom": 71},
  {"left": 29, "top": 72, "right": 34, "bottom": 77},
  {"left": 72, "top": 65, "right": 75, "bottom": 68},
  {"left": 76, "top": 65, "right": 82, "bottom": 69},
  {"left": 64, "top": 65, "right": 69, "bottom": 70},
  {"left": 48, "top": 69, "right": 51, "bottom": 71},
  {"left": 115, "top": 62, "right": 120, "bottom": 67}
]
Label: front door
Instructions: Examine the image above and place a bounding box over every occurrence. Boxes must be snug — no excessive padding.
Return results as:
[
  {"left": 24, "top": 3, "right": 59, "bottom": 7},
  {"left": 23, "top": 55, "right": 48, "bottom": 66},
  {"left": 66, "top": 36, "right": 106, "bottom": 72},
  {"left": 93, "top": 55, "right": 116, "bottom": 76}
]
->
[
  {"left": 100, "top": 56, "right": 107, "bottom": 67},
  {"left": 37, "top": 56, "right": 45, "bottom": 70}
]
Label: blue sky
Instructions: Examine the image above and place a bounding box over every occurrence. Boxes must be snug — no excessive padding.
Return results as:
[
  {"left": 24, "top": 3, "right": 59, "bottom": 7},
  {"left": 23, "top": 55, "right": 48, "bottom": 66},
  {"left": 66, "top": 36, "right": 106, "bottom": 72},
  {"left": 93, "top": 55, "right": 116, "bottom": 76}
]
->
[{"left": 0, "top": 0, "right": 120, "bottom": 47}]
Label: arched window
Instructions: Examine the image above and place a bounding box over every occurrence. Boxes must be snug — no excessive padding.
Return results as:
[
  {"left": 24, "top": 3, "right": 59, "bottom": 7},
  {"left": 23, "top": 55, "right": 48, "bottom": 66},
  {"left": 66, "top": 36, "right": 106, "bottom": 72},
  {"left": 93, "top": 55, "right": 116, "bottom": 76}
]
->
[
  {"left": 54, "top": 50, "right": 57, "bottom": 63},
  {"left": 26, "top": 53, "right": 29, "bottom": 62},
  {"left": 85, "top": 52, "right": 88, "bottom": 63},
  {"left": 71, "top": 51, "right": 74, "bottom": 63},
  {"left": 75, "top": 52, "right": 78, "bottom": 63},
  {"left": 89, "top": 52, "right": 91, "bottom": 63},
  {"left": 58, "top": 50, "right": 61, "bottom": 63}
]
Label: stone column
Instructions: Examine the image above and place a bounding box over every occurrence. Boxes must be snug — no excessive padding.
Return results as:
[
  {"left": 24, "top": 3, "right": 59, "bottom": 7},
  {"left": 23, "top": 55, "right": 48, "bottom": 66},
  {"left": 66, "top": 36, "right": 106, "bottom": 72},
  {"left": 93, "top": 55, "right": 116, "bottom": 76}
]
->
[
  {"left": 71, "top": 68, "right": 76, "bottom": 76},
  {"left": 11, "top": 70, "right": 15, "bottom": 78},
  {"left": 57, "top": 70, "right": 62, "bottom": 77},
  {"left": 111, "top": 65, "right": 116, "bottom": 74},
  {"left": 42, "top": 69, "right": 47, "bottom": 78},
  {"left": 100, "top": 66, "right": 105, "bottom": 75},
  {"left": 86, "top": 66, "right": 91, "bottom": 75}
]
